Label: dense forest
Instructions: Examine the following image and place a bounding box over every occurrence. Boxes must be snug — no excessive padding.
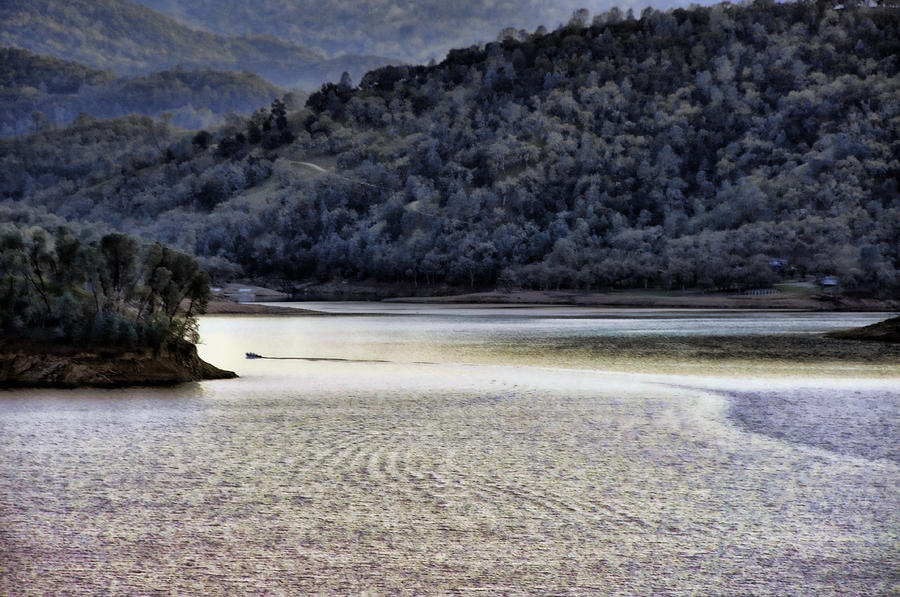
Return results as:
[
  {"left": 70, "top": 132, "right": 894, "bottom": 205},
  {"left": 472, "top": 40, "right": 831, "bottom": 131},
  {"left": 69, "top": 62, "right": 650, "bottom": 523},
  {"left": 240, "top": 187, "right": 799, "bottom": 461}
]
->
[
  {"left": 0, "top": 222, "right": 210, "bottom": 347},
  {"left": 0, "top": 0, "right": 393, "bottom": 89},
  {"left": 2, "top": 2, "right": 899, "bottom": 296},
  {"left": 0, "top": 48, "right": 288, "bottom": 135}
]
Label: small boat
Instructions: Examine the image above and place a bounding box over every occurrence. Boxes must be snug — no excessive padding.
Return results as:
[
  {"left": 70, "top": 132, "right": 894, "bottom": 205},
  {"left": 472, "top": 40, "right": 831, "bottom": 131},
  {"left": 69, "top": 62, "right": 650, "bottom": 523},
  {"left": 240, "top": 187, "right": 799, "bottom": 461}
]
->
[{"left": 245, "top": 352, "right": 262, "bottom": 359}]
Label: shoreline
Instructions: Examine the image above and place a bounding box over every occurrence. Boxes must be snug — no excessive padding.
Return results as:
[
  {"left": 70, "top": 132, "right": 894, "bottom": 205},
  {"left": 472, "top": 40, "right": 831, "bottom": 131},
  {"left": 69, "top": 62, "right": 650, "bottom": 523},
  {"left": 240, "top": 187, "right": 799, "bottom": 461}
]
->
[
  {"left": 208, "top": 291, "right": 897, "bottom": 315},
  {"left": 383, "top": 288, "right": 896, "bottom": 311},
  {"left": 241, "top": 280, "right": 897, "bottom": 312}
]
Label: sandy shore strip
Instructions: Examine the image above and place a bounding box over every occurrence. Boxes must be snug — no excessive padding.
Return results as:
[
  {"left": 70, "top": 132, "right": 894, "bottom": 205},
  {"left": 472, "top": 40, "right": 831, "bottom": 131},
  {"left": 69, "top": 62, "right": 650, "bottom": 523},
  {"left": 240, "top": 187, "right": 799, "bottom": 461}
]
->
[{"left": 204, "top": 299, "right": 327, "bottom": 315}]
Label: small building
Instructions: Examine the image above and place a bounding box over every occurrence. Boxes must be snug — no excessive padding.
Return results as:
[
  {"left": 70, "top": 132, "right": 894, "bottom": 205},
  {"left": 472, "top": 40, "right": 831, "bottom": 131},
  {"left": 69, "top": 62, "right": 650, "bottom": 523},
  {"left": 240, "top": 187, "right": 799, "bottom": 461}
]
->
[{"left": 819, "top": 276, "right": 840, "bottom": 295}]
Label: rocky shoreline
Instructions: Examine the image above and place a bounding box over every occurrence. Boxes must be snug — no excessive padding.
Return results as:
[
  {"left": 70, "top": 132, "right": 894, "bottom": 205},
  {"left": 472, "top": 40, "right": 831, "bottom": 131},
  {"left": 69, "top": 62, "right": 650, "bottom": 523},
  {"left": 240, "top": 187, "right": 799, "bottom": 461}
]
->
[{"left": 0, "top": 338, "right": 236, "bottom": 389}]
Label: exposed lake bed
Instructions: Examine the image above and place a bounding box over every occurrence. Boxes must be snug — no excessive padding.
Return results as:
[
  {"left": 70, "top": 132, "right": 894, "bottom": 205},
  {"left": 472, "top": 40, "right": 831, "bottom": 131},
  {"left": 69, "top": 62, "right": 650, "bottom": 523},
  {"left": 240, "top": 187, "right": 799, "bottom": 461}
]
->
[{"left": 1, "top": 306, "right": 898, "bottom": 595}]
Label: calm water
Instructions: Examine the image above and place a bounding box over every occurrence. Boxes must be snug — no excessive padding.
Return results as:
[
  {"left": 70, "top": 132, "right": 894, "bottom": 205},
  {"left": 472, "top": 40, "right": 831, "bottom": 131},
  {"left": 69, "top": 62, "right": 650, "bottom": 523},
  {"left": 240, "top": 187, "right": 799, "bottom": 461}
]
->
[{"left": 1, "top": 307, "right": 898, "bottom": 595}]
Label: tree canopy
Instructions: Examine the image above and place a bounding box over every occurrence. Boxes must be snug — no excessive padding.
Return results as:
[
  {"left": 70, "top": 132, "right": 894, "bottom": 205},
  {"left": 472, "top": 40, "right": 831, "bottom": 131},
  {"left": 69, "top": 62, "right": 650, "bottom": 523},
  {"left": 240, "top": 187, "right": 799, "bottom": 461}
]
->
[{"left": 0, "top": 224, "right": 209, "bottom": 347}]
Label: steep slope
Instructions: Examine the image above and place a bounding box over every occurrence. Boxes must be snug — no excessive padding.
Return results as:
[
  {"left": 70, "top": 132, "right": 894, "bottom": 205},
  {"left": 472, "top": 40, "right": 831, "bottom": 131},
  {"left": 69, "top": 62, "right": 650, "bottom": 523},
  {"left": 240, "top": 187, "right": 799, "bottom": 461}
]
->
[
  {"left": 2, "top": 3, "right": 899, "bottom": 298},
  {"left": 0, "top": 48, "right": 286, "bottom": 135},
  {"left": 0, "top": 0, "right": 393, "bottom": 88}
]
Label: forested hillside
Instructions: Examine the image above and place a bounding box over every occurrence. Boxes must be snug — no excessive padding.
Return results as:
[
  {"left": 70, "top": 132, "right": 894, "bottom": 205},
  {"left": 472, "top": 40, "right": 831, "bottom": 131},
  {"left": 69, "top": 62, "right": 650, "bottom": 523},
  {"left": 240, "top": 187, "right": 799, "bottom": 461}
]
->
[
  {"left": 2, "top": 2, "right": 898, "bottom": 296},
  {"left": 0, "top": 48, "right": 288, "bottom": 135},
  {"left": 0, "top": 0, "right": 393, "bottom": 89}
]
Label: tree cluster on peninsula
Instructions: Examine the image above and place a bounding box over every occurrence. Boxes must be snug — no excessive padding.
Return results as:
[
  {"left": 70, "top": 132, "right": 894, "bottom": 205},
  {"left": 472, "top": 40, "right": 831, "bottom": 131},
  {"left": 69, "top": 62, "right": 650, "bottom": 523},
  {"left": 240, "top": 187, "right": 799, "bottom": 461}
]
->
[{"left": 0, "top": 223, "right": 210, "bottom": 348}]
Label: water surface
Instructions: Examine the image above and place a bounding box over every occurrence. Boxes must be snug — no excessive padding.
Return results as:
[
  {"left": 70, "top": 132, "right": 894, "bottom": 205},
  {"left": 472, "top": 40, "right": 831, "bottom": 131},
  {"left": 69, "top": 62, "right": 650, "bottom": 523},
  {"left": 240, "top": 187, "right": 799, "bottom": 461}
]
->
[{"left": 1, "top": 308, "right": 897, "bottom": 595}]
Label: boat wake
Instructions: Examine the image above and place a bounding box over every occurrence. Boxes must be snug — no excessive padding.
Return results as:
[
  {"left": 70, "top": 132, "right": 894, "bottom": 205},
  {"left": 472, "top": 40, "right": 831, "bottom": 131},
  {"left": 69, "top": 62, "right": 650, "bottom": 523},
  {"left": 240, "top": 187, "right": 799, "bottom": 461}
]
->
[{"left": 245, "top": 352, "right": 434, "bottom": 365}]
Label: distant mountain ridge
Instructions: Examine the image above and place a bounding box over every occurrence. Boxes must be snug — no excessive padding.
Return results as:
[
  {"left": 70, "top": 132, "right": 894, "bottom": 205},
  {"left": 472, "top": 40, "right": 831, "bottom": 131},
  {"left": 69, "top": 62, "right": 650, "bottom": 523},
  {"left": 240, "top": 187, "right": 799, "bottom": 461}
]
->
[
  {"left": 0, "top": 47, "right": 115, "bottom": 92},
  {"left": 0, "top": 0, "right": 395, "bottom": 89},
  {"left": 133, "top": 0, "right": 687, "bottom": 63},
  {"left": 0, "top": 47, "right": 287, "bottom": 135}
]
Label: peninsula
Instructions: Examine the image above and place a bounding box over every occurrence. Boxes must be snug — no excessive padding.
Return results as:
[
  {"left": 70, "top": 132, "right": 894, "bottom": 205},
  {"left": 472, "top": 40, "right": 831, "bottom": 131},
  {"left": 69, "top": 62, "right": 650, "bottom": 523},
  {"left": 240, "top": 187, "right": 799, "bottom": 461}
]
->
[{"left": 0, "top": 224, "right": 235, "bottom": 388}]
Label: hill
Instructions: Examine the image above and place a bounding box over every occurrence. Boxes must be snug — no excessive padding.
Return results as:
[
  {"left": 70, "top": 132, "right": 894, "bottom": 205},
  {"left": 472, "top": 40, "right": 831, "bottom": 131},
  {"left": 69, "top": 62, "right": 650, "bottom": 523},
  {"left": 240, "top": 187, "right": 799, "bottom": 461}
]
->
[
  {"left": 0, "top": 0, "right": 393, "bottom": 89},
  {"left": 2, "top": 2, "right": 898, "bottom": 298},
  {"left": 0, "top": 47, "right": 288, "bottom": 135}
]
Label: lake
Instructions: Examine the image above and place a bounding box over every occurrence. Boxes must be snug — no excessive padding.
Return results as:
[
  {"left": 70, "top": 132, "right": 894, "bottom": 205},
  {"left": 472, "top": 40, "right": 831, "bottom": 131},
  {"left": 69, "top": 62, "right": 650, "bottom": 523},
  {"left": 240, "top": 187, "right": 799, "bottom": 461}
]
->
[{"left": 1, "top": 306, "right": 898, "bottom": 595}]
